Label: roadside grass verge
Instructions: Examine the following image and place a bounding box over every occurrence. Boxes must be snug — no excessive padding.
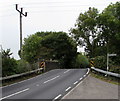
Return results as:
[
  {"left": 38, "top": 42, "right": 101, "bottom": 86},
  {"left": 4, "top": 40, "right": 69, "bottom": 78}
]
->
[{"left": 90, "top": 71, "right": 120, "bottom": 85}]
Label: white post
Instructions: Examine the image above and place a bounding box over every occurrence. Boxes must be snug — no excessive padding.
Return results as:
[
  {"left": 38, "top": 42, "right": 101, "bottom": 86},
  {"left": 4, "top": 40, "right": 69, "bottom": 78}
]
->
[
  {"left": 38, "top": 58, "right": 40, "bottom": 73},
  {"left": 105, "top": 53, "right": 109, "bottom": 76},
  {"left": 107, "top": 53, "right": 109, "bottom": 72}
]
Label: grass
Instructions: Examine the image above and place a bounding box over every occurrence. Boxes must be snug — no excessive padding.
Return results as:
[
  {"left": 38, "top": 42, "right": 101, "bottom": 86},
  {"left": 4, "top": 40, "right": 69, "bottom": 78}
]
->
[{"left": 91, "top": 71, "right": 120, "bottom": 85}]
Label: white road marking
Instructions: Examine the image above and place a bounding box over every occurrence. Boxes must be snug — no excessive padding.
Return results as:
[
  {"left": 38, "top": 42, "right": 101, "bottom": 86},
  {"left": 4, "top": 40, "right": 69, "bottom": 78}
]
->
[
  {"left": 65, "top": 87, "right": 71, "bottom": 92},
  {"left": 64, "top": 70, "right": 70, "bottom": 74},
  {"left": 0, "top": 88, "right": 29, "bottom": 100},
  {"left": 44, "top": 75, "right": 60, "bottom": 84},
  {"left": 2, "top": 69, "right": 56, "bottom": 89},
  {"left": 86, "top": 68, "right": 90, "bottom": 74},
  {"left": 79, "top": 77, "right": 83, "bottom": 80},
  {"left": 53, "top": 94, "right": 62, "bottom": 101},
  {"left": 62, "top": 75, "right": 90, "bottom": 99},
  {"left": 83, "top": 74, "right": 86, "bottom": 77},
  {"left": 74, "top": 81, "right": 78, "bottom": 85}
]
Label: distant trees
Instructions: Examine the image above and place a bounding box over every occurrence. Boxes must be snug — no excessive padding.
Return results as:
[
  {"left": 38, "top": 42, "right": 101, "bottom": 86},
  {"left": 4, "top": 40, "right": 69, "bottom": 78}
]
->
[{"left": 22, "top": 31, "right": 77, "bottom": 68}]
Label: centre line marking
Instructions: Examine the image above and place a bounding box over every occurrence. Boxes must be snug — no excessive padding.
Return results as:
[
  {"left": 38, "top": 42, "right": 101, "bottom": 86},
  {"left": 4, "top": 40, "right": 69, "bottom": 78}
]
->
[
  {"left": 53, "top": 94, "right": 62, "bottom": 101},
  {"left": 83, "top": 75, "right": 86, "bottom": 77},
  {"left": 65, "top": 87, "right": 71, "bottom": 92},
  {"left": 74, "top": 81, "right": 78, "bottom": 85},
  {"left": 64, "top": 70, "right": 70, "bottom": 73},
  {"left": 44, "top": 75, "right": 60, "bottom": 84},
  {"left": 1, "top": 88, "right": 29, "bottom": 100},
  {"left": 86, "top": 68, "right": 90, "bottom": 74},
  {"left": 79, "top": 77, "right": 83, "bottom": 80}
]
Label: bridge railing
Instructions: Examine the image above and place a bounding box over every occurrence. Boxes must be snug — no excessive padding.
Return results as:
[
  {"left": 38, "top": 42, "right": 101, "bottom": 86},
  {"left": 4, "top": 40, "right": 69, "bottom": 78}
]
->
[
  {"left": 91, "top": 67, "right": 120, "bottom": 78},
  {"left": 0, "top": 68, "right": 43, "bottom": 81}
]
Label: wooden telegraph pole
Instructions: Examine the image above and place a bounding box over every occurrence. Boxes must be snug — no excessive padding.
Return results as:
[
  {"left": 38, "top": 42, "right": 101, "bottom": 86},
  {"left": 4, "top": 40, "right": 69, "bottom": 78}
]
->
[{"left": 15, "top": 4, "right": 27, "bottom": 58}]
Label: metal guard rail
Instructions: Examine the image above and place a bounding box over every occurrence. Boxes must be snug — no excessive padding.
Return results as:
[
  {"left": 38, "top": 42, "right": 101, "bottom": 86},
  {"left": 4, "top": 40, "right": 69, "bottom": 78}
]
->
[
  {"left": 0, "top": 68, "right": 43, "bottom": 81},
  {"left": 91, "top": 67, "right": 120, "bottom": 78}
]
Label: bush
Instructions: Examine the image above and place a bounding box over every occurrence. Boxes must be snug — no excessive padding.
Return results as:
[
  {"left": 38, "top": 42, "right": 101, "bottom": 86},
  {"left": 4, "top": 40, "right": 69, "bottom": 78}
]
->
[
  {"left": 2, "top": 58, "right": 18, "bottom": 77},
  {"left": 75, "top": 54, "right": 90, "bottom": 68},
  {"left": 92, "top": 56, "right": 107, "bottom": 70},
  {"left": 17, "top": 60, "right": 31, "bottom": 73},
  {"left": 109, "top": 66, "right": 120, "bottom": 74},
  {"left": 93, "top": 56, "right": 120, "bottom": 74}
]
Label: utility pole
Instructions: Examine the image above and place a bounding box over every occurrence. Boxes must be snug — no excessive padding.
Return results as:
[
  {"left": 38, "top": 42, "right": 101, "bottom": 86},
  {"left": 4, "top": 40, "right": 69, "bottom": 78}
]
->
[
  {"left": 0, "top": 45, "right": 2, "bottom": 78},
  {"left": 15, "top": 4, "right": 27, "bottom": 58}
]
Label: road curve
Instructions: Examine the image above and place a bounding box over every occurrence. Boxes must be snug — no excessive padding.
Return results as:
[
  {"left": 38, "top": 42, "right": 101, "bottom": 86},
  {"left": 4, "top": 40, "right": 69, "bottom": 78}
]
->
[{"left": 1, "top": 68, "right": 89, "bottom": 100}]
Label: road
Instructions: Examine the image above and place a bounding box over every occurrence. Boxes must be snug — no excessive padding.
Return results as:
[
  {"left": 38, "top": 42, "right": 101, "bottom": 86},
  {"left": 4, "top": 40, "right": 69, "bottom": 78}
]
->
[{"left": 1, "top": 68, "right": 89, "bottom": 101}]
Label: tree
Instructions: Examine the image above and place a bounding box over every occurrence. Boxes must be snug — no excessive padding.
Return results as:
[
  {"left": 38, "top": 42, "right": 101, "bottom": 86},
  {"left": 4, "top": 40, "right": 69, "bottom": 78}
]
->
[
  {"left": 41, "top": 32, "right": 77, "bottom": 68},
  {"left": 22, "top": 32, "right": 55, "bottom": 63},
  {"left": 75, "top": 54, "right": 89, "bottom": 68},
  {"left": 2, "top": 49, "right": 12, "bottom": 58},
  {"left": 22, "top": 34, "right": 43, "bottom": 63},
  {"left": 22, "top": 31, "right": 77, "bottom": 68},
  {"left": 70, "top": 2, "right": 120, "bottom": 60},
  {"left": 98, "top": 2, "right": 120, "bottom": 64},
  {"left": 70, "top": 7, "right": 100, "bottom": 58},
  {"left": 2, "top": 49, "right": 18, "bottom": 77}
]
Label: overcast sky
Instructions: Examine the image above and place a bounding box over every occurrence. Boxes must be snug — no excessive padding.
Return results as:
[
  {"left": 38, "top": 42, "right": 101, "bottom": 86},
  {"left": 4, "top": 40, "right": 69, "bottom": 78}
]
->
[{"left": 0, "top": 0, "right": 119, "bottom": 59}]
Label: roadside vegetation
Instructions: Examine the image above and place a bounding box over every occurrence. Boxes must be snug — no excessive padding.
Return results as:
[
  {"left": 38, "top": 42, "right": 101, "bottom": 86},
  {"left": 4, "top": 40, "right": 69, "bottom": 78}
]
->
[
  {"left": 1, "top": 2, "right": 120, "bottom": 81},
  {"left": 91, "top": 72, "right": 120, "bottom": 85},
  {"left": 70, "top": 2, "right": 120, "bottom": 74},
  {"left": 22, "top": 31, "right": 77, "bottom": 69}
]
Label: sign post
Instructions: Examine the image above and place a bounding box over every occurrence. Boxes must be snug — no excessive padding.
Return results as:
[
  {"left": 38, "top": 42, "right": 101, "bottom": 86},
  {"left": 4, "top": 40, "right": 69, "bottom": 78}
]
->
[{"left": 106, "top": 53, "right": 117, "bottom": 76}]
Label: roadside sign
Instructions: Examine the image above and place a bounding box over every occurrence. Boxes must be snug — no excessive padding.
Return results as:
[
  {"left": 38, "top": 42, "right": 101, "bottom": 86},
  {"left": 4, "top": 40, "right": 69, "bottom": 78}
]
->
[
  {"left": 40, "top": 62, "right": 45, "bottom": 68},
  {"left": 108, "top": 54, "right": 117, "bottom": 56},
  {"left": 40, "top": 61, "right": 46, "bottom": 72},
  {"left": 90, "top": 61, "right": 94, "bottom": 67}
]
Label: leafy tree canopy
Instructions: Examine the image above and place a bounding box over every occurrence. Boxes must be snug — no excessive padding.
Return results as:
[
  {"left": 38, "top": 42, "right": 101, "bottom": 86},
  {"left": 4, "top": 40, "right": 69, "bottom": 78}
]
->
[
  {"left": 70, "top": 7, "right": 100, "bottom": 57},
  {"left": 22, "top": 31, "right": 77, "bottom": 68},
  {"left": 70, "top": 2, "right": 120, "bottom": 60}
]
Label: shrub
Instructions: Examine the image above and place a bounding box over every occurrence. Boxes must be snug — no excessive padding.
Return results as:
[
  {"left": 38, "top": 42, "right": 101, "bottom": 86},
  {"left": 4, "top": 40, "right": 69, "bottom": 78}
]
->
[
  {"left": 75, "top": 54, "right": 90, "bottom": 68},
  {"left": 93, "top": 56, "right": 120, "bottom": 73},
  {"left": 92, "top": 56, "right": 107, "bottom": 70},
  {"left": 109, "top": 66, "right": 120, "bottom": 74},
  {"left": 17, "top": 60, "right": 31, "bottom": 73},
  {"left": 2, "top": 57, "right": 18, "bottom": 77}
]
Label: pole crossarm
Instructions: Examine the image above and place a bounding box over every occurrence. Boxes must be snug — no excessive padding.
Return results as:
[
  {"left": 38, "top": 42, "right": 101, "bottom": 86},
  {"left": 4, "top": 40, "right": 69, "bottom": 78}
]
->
[{"left": 16, "top": 4, "right": 27, "bottom": 17}]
